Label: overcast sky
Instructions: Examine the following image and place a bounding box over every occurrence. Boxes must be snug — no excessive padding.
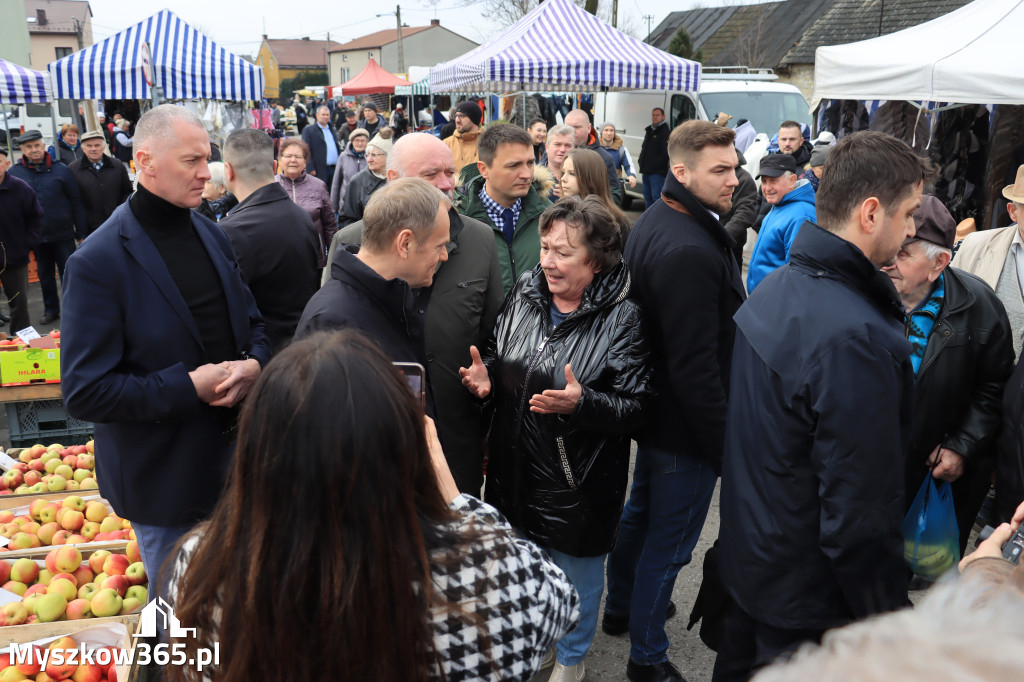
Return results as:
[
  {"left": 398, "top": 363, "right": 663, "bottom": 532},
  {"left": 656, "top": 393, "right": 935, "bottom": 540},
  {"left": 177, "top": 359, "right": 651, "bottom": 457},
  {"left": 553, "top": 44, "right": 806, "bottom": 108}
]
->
[{"left": 84, "top": 0, "right": 771, "bottom": 62}]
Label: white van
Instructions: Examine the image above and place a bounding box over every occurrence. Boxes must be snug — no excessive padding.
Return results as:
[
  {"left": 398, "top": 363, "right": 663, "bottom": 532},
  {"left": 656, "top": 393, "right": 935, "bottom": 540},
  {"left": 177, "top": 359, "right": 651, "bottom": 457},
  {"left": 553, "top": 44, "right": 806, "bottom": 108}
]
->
[
  {"left": 593, "top": 68, "right": 810, "bottom": 206},
  {"left": 1, "top": 101, "right": 74, "bottom": 150}
]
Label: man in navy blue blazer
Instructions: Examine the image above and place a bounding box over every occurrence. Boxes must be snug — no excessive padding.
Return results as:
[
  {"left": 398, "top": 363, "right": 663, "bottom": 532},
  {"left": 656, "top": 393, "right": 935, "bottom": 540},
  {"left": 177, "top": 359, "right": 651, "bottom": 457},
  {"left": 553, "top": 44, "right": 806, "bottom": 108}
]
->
[{"left": 61, "top": 105, "right": 271, "bottom": 588}]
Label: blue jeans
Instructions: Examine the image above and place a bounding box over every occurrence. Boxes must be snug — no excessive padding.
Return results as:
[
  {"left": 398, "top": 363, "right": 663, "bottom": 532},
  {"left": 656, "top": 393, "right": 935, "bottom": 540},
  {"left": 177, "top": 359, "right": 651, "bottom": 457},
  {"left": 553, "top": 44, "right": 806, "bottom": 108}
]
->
[
  {"left": 605, "top": 446, "right": 717, "bottom": 665},
  {"left": 133, "top": 522, "right": 194, "bottom": 602},
  {"left": 547, "top": 549, "right": 606, "bottom": 666},
  {"left": 641, "top": 173, "right": 666, "bottom": 209},
  {"left": 36, "top": 239, "right": 76, "bottom": 316}
]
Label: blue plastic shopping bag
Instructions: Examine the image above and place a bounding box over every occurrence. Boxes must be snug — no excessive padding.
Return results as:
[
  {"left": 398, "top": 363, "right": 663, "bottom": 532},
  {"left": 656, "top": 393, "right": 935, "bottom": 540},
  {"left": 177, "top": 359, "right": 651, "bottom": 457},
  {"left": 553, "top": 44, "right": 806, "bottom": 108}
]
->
[{"left": 901, "top": 474, "right": 960, "bottom": 580}]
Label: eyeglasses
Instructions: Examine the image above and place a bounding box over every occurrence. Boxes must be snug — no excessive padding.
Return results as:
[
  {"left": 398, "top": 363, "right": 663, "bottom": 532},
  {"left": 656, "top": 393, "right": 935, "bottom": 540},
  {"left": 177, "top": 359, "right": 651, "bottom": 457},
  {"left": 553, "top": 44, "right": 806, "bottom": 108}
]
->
[
  {"left": 279, "top": 154, "right": 305, "bottom": 160},
  {"left": 367, "top": 152, "right": 387, "bottom": 159}
]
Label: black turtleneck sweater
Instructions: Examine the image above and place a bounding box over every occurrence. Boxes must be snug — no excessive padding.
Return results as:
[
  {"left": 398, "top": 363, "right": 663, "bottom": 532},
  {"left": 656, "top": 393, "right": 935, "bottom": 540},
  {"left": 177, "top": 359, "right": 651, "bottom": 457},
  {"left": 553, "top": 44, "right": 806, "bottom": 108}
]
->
[{"left": 129, "top": 183, "right": 236, "bottom": 364}]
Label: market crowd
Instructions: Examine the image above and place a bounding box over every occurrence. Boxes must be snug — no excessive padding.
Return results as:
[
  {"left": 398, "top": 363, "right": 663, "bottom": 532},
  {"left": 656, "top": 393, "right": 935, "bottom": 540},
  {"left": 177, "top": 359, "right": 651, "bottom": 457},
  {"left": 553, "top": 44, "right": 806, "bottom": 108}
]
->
[{"left": 0, "top": 98, "right": 1019, "bottom": 682}]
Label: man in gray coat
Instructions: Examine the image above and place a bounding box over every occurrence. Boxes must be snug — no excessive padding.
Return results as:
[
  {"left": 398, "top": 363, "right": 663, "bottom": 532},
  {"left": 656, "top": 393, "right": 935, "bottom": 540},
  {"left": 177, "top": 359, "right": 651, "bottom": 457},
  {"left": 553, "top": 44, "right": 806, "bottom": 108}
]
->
[{"left": 325, "top": 133, "right": 504, "bottom": 494}]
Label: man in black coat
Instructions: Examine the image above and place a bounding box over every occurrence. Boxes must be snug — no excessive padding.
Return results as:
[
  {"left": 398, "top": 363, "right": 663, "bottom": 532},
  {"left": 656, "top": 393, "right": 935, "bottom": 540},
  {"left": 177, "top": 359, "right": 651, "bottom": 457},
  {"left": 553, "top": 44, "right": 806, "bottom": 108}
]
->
[
  {"left": 638, "top": 108, "right": 670, "bottom": 209},
  {"left": 0, "top": 147, "right": 43, "bottom": 333},
  {"left": 301, "top": 106, "right": 341, "bottom": 189},
  {"left": 714, "top": 132, "right": 937, "bottom": 682},
  {"left": 882, "top": 195, "right": 1014, "bottom": 552},
  {"left": 720, "top": 149, "right": 758, "bottom": 266},
  {"left": 68, "top": 130, "right": 133, "bottom": 240},
  {"left": 295, "top": 177, "right": 453, "bottom": 421},
  {"left": 603, "top": 121, "right": 745, "bottom": 682},
  {"left": 776, "top": 120, "right": 813, "bottom": 166},
  {"left": 9, "top": 130, "right": 87, "bottom": 325},
  {"left": 220, "top": 129, "right": 320, "bottom": 353}
]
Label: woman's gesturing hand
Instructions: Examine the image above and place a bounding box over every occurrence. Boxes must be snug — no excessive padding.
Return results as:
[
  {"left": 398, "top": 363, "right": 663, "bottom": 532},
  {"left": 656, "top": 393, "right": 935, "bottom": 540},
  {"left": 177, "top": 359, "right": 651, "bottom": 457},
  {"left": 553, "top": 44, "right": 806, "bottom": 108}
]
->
[
  {"left": 529, "top": 364, "right": 582, "bottom": 415},
  {"left": 459, "top": 345, "right": 491, "bottom": 399}
]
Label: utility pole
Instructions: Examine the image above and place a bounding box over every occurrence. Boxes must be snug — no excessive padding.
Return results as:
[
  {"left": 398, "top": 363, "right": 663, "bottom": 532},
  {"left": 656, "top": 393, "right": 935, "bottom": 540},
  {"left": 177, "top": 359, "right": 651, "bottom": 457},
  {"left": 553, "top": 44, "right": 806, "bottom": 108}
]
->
[
  {"left": 612, "top": 0, "right": 618, "bottom": 28},
  {"left": 643, "top": 14, "right": 654, "bottom": 43},
  {"left": 395, "top": 5, "right": 406, "bottom": 75}
]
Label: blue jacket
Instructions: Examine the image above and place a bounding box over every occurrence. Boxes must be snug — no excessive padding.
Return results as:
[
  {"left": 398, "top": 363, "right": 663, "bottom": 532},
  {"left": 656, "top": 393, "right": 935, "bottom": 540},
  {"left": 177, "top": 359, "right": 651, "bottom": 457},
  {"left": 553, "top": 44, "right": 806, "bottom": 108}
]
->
[
  {"left": 746, "top": 180, "right": 816, "bottom": 292},
  {"left": 0, "top": 172, "right": 43, "bottom": 268},
  {"left": 720, "top": 223, "right": 912, "bottom": 631},
  {"left": 61, "top": 202, "right": 270, "bottom": 527},
  {"left": 8, "top": 156, "right": 87, "bottom": 243}
]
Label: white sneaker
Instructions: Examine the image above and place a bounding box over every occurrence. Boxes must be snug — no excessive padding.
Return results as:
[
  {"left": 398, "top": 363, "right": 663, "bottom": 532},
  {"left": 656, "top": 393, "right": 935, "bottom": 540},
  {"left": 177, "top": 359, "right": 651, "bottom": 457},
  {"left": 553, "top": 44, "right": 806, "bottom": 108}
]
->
[
  {"left": 548, "top": 660, "right": 585, "bottom": 682},
  {"left": 540, "top": 647, "right": 556, "bottom": 670}
]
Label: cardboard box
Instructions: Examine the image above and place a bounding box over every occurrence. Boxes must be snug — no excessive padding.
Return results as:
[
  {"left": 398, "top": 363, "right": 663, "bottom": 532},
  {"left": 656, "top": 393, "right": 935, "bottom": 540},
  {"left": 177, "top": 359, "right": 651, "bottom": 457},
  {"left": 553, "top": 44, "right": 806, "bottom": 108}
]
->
[{"left": 0, "top": 347, "right": 61, "bottom": 386}]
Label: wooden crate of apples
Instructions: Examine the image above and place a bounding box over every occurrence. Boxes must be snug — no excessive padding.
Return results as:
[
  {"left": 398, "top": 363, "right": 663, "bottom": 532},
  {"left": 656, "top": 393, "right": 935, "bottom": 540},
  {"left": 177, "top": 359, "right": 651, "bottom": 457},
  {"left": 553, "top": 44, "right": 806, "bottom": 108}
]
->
[
  {"left": 0, "top": 542, "right": 146, "bottom": 627},
  {"left": 1, "top": 442, "right": 98, "bottom": 496},
  {"left": 0, "top": 618, "right": 137, "bottom": 681},
  {"left": 0, "top": 496, "right": 131, "bottom": 553}
]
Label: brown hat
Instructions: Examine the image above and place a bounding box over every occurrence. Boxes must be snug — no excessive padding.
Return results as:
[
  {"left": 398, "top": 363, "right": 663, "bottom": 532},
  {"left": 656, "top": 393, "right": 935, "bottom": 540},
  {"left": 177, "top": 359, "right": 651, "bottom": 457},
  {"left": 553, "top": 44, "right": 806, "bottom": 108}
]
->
[
  {"left": 1003, "top": 165, "right": 1024, "bottom": 204},
  {"left": 79, "top": 130, "right": 105, "bottom": 143},
  {"left": 905, "top": 195, "right": 955, "bottom": 250}
]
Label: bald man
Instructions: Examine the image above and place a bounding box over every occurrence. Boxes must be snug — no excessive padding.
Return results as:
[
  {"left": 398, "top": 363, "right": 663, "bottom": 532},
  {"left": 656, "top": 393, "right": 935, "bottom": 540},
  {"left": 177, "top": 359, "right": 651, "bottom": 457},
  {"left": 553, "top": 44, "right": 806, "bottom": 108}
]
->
[
  {"left": 325, "top": 133, "right": 503, "bottom": 494},
  {"left": 564, "top": 108, "right": 624, "bottom": 205},
  {"left": 61, "top": 104, "right": 270, "bottom": 586}
]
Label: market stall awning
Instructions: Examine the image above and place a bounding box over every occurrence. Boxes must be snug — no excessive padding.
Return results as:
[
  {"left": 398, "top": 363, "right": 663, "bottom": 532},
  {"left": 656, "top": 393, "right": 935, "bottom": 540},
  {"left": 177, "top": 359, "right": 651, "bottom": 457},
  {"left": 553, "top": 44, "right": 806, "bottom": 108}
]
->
[
  {"left": 813, "top": 0, "right": 1024, "bottom": 106},
  {"left": 0, "top": 59, "right": 51, "bottom": 104},
  {"left": 48, "top": 9, "right": 264, "bottom": 102},
  {"left": 395, "top": 77, "right": 430, "bottom": 96},
  {"left": 333, "top": 58, "right": 412, "bottom": 96},
  {"left": 429, "top": 0, "right": 700, "bottom": 93}
]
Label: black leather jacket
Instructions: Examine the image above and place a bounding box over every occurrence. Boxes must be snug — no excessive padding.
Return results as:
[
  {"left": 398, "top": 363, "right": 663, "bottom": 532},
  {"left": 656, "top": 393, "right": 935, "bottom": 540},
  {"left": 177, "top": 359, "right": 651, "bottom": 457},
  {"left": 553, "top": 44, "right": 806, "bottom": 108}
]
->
[
  {"left": 908, "top": 266, "right": 1014, "bottom": 468},
  {"left": 483, "top": 260, "right": 653, "bottom": 556}
]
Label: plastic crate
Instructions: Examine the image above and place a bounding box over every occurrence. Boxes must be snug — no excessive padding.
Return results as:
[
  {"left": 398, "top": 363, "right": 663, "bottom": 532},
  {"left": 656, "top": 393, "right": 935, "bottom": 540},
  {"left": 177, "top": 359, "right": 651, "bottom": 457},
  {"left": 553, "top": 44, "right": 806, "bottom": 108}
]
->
[{"left": 5, "top": 398, "right": 93, "bottom": 448}]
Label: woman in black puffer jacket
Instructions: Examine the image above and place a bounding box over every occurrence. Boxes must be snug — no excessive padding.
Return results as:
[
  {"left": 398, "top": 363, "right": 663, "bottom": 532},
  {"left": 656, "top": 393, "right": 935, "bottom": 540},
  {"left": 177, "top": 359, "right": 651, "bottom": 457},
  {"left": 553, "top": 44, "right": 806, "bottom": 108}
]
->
[{"left": 460, "top": 195, "right": 653, "bottom": 679}]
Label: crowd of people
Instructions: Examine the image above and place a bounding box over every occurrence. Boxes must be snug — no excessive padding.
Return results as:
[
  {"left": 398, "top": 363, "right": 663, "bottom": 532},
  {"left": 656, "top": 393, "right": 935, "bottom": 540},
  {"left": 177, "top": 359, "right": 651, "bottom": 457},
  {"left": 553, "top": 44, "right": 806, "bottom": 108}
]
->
[{"left": 2, "top": 95, "right": 1022, "bottom": 682}]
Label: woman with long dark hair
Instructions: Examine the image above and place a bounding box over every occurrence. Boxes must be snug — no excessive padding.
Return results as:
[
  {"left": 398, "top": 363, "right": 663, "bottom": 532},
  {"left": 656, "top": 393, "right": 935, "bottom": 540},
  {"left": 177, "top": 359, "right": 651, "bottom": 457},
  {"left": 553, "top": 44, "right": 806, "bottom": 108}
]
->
[
  {"left": 169, "top": 330, "right": 578, "bottom": 682},
  {"left": 559, "top": 148, "right": 632, "bottom": 242}
]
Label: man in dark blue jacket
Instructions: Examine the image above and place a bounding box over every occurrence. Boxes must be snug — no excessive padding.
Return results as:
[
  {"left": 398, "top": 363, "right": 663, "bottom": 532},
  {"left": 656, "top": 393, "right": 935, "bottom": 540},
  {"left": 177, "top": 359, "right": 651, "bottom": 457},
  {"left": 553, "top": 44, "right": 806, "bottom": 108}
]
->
[
  {"left": 9, "top": 130, "right": 86, "bottom": 325},
  {"left": 61, "top": 105, "right": 270, "bottom": 589},
  {"left": 0, "top": 147, "right": 43, "bottom": 332},
  {"left": 713, "top": 131, "right": 937, "bottom": 682},
  {"left": 604, "top": 121, "right": 744, "bottom": 682},
  {"left": 301, "top": 105, "right": 341, "bottom": 188}
]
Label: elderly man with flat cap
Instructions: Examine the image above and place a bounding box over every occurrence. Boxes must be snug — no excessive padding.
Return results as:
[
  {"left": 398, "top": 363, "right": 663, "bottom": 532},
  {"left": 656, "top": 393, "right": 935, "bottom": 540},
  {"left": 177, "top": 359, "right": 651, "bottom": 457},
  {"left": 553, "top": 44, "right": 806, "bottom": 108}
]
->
[
  {"left": 67, "top": 129, "right": 133, "bottom": 240},
  {"left": 746, "top": 153, "right": 817, "bottom": 293},
  {"left": 953, "top": 165, "right": 1024, "bottom": 359},
  {"left": 883, "top": 195, "right": 1014, "bottom": 554}
]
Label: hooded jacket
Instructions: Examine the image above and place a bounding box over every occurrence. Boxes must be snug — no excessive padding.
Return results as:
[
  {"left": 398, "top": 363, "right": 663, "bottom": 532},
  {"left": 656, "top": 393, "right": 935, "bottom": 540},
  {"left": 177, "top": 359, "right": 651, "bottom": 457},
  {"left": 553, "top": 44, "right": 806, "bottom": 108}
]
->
[
  {"left": 444, "top": 128, "right": 481, "bottom": 176},
  {"left": 9, "top": 156, "right": 87, "bottom": 243},
  {"left": 746, "top": 179, "right": 817, "bottom": 292},
  {"left": 275, "top": 171, "right": 337, "bottom": 268},
  {"left": 457, "top": 170, "right": 552, "bottom": 295},
  {"left": 329, "top": 140, "right": 367, "bottom": 212},
  {"left": 720, "top": 222, "right": 913, "bottom": 631},
  {"left": 483, "top": 261, "right": 653, "bottom": 556},
  {"left": 68, "top": 154, "right": 134, "bottom": 237}
]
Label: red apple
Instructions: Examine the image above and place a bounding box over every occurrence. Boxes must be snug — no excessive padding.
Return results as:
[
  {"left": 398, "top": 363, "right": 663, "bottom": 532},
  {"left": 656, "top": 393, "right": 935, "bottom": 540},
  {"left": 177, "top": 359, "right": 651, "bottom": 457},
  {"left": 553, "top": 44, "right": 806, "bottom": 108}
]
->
[
  {"left": 124, "top": 562, "right": 146, "bottom": 586},
  {"left": 54, "top": 547, "right": 82, "bottom": 574},
  {"left": 10, "top": 558, "right": 39, "bottom": 584},
  {"left": 14, "top": 645, "right": 42, "bottom": 674},
  {"left": 100, "top": 575, "right": 128, "bottom": 598},
  {"left": 125, "top": 542, "right": 141, "bottom": 566},
  {"left": 101, "top": 555, "right": 129, "bottom": 577},
  {"left": 65, "top": 598, "right": 92, "bottom": 621},
  {"left": 88, "top": 551, "right": 111, "bottom": 574},
  {"left": 59, "top": 510, "right": 84, "bottom": 532}
]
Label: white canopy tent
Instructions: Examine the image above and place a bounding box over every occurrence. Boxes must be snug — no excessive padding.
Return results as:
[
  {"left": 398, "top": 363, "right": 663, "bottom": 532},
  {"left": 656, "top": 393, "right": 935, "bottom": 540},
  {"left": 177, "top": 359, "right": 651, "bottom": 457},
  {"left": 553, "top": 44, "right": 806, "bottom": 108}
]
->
[{"left": 813, "top": 0, "right": 1024, "bottom": 107}]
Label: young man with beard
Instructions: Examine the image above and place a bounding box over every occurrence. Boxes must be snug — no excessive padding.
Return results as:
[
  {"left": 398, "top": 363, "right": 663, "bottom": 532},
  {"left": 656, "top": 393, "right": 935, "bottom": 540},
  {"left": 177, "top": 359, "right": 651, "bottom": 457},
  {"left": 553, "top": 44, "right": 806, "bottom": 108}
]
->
[
  {"left": 445, "top": 101, "right": 483, "bottom": 178},
  {"left": 714, "top": 132, "right": 936, "bottom": 682},
  {"left": 603, "top": 121, "right": 745, "bottom": 682}
]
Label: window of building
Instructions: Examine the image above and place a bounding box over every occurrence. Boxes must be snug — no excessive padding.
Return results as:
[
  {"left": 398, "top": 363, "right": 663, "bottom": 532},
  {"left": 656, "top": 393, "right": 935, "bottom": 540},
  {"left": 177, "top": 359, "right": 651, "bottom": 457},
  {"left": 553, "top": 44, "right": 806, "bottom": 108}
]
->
[{"left": 55, "top": 47, "right": 73, "bottom": 59}]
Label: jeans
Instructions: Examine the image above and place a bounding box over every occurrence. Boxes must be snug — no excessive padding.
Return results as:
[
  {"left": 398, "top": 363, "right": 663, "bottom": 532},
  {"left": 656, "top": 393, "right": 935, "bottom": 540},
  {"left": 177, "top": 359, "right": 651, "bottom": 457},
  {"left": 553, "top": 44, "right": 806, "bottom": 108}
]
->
[
  {"left": 641, "top": 173, "right": 666, "bottom": 209},
  {"left": 0, "top": 265, "right": 29, "bottom": 334},
  {"left": 605, "top": 446, "right": 717, "bottom": 665},
  {"left": 133, "top": 522, "right": 194, "bottom": 602},
  {"left": 34, "top": 239, "right": 76, "bottom": 316},
  {"left": 547, "top": 549, "right": 606, "bottom": 666}
]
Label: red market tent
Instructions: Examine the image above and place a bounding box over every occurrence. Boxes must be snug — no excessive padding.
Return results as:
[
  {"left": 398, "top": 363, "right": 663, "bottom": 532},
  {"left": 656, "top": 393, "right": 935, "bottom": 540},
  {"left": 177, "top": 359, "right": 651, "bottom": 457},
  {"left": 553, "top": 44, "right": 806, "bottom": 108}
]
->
[{"left": 329, "top": 58, "right": 412, "bottom": 97}]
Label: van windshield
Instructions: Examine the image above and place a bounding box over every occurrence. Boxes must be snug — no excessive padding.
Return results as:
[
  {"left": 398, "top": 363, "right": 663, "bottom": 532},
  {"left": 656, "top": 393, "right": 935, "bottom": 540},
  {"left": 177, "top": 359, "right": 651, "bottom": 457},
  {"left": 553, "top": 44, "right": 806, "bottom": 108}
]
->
[{"left": 698, "top": 92, "right": 810, "bottom": 138}]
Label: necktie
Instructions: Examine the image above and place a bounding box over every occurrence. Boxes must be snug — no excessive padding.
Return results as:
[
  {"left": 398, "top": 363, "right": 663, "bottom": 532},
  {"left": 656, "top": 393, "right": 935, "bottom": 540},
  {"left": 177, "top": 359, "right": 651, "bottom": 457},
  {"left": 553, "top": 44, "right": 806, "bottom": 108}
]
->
[{"left": 501, "top": 208, "right": 515, "bottom": 245}]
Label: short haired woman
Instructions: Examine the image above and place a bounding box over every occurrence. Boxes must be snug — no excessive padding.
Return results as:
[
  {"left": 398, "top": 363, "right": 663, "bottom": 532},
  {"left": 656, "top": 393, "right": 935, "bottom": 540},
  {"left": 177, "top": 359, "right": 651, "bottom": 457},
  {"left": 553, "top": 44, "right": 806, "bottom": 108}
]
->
[
  {"left": 460, "top": 195, "right": 653, "bottom": 680},
  {"left": 193, "top": 161, "right": 237, "bottom": 222},
  {"left": 275, "top": 137, "right": 337, "bottom": 268}
]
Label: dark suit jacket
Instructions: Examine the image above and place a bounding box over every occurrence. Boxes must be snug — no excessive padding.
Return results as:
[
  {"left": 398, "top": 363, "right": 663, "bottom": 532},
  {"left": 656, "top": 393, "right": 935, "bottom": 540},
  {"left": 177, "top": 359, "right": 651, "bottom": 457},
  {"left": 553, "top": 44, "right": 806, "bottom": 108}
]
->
[
  {"left": 218, "top": 183, "right": 321, "bottom": 352},
  {"left": 301, "top": 122, "right": 341, "bottom": 180},
  {"left": 61, "top": 203, "right": 271, "bottom": 527}
]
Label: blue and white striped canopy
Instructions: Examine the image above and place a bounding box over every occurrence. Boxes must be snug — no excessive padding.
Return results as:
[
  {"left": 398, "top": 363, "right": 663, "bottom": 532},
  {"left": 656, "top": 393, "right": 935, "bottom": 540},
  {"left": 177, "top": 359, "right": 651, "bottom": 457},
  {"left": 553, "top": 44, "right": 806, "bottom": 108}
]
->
[
  {"left": 430, "top": 0, "right": 700, "bottom": 93},
  {"left": 48, "top": 10, "right": 264, "bottom": 102},
  {"left": 0, "top": 59, "right": 51, "bottom": 104}
]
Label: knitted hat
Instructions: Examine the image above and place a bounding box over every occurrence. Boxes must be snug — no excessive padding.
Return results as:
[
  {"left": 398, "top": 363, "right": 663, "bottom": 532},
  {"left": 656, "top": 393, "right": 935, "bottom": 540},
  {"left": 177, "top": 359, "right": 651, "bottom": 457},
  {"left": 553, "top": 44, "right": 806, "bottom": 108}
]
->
[
  {"left": 808, "top": 145, "right": 830, "bottom": 168},
  {"left": 368, "top": 133, "right": 393, "bottom": 155},
  {"left": 456, "top": 101, "right": 482, "bottom": 127}
]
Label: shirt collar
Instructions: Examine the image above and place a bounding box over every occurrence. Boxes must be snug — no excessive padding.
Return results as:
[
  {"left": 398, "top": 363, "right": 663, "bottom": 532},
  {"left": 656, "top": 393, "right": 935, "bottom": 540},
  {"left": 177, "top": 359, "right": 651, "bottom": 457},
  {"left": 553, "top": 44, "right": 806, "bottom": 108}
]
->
[
  {"left": 1012, "top": 228, "right": 1024, "bottom": 251},
  {"left": 479, "top": 184, "right": 522, "bottom": 227}
]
